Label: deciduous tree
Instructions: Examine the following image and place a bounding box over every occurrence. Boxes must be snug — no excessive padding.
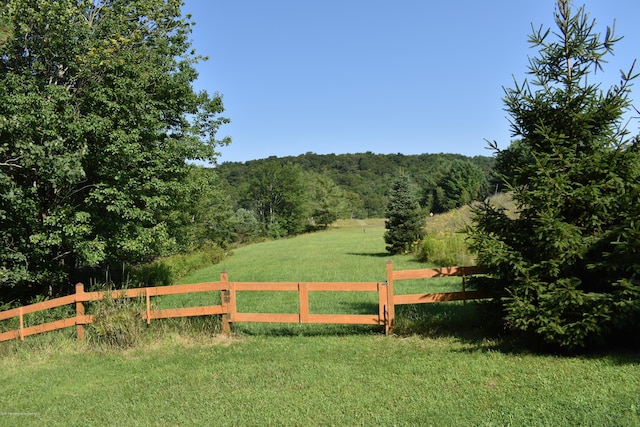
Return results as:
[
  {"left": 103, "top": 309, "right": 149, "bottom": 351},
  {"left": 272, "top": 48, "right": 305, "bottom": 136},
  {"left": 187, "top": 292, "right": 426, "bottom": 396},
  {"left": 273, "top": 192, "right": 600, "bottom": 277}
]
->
[
  {"left": 433, "top": 159, "right": 486, "bottom": 212},
  {"left": 307, "top": 172, "right": 350, "bottom": 229},
  {"left": 244, "top": 161, "right": 310, "bottom": 237},
  {"left": 0, "top": 0, "right": 229, "bottom": 300}
]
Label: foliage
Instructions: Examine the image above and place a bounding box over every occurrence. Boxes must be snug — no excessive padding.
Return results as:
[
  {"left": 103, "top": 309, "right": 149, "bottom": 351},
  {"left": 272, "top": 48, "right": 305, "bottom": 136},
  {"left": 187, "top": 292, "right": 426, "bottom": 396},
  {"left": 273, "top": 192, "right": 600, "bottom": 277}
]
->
[
  {"left": 130, "top": 244, "right": 227, "bottom": 287},
  {"left": 241, "top": 161, "right": 310, "bottom": 237},
  {"left": 493, "top": 139, "right": 533, "bottom": 188},
  {"left": 0, "top": 0, "right": 229, "bottom": 301},
  {"left": 468, "top": 0, "right": 640, "bottom": 350},
  {"left": 384, "top": 175, "right": 425, "bottom": 254},
  {"left": 306, "top": 171, "right": 350, "bottom": 229},
  {"left": 230, "top": 208, "right": 262, "bottom": 244},
  {"left": 165, "top": 167, "right": 235, "bottom": 250},
  {"left": 217, "top": 152, "right": 494, "bottom": 218},
  {"left": 432, "top": 159, "right": 487, "bottom": 213}
]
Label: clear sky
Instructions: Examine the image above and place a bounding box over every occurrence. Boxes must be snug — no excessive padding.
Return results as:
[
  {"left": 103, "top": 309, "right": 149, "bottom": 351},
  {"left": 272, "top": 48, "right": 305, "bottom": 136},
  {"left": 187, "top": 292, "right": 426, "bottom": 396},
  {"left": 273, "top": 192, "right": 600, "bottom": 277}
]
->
[{"left": 181, "top": 1, "right": 640, "bottom": 164}]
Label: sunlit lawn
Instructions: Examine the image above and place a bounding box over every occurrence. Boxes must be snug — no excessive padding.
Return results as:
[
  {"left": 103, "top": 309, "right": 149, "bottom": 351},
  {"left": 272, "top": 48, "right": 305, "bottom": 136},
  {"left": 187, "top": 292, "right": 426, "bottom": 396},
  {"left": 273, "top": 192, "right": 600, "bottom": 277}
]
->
[{"left": 1, "top": 218, "right": 639, "bottom": 426}]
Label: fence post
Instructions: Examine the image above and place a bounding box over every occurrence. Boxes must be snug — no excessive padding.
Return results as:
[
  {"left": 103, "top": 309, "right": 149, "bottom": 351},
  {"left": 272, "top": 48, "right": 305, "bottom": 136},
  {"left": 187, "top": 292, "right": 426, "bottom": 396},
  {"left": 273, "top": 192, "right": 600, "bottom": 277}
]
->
[
  {"left": 75, "top": 283, "right": 85, "bottom": 341},
  {"left": 385, "top": 261, "right": 395, "bottom": 334},
  {"left": 145, "top": 288, "right": 151, "bottom": 325},
  {"left": 220, "top": 271, "right": 231, "bottom": 334},
  {"left": 299, "top": 283, "right": 309, "bottom": 324},
  {"left": 18, "top": 307, "right": 24, "bottom": 341},
  {"left": 378, "top": 282, "right": 387, "bottom": 331}
]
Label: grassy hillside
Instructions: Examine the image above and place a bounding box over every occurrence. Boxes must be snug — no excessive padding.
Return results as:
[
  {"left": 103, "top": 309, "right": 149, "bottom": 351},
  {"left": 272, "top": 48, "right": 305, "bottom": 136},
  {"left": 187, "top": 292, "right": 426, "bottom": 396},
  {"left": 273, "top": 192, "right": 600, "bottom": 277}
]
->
[
  {"left": 1, "top": 214, "right": 639, "bottom": 426},
  {"left": 181, "top": 218, "right": 413, "bottom": 283}
]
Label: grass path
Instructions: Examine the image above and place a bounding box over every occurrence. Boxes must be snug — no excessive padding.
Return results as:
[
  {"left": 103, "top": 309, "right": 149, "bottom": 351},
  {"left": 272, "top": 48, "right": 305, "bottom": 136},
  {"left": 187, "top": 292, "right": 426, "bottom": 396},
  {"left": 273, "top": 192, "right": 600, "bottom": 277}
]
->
[
  {"left": 181, "top": 218, "right": 421, "bottom": 284},
  {"left": 1, "top": 219, "right": 639, "bottom": 425}
]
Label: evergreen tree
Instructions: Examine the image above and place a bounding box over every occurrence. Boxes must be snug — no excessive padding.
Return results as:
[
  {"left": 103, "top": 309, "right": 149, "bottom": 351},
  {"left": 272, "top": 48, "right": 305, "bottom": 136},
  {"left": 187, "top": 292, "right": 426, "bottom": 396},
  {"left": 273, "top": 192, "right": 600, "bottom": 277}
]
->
[
  {"left": 468, "top": 0, "right": 640, "bottom": 350},
  {"left": 384, "top": 175, "right": 425, "bottom": 254}
]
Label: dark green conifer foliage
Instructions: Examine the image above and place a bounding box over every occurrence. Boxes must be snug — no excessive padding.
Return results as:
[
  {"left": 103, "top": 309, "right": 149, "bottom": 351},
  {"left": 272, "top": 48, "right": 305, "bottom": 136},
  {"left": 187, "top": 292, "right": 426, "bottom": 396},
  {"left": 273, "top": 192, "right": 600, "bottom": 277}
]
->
[
  {"left": 384, "top": 175, "right": 424, "bottom": 254},
  {"left": 469, "top": 0, "right": 640, "bottom": 350}
]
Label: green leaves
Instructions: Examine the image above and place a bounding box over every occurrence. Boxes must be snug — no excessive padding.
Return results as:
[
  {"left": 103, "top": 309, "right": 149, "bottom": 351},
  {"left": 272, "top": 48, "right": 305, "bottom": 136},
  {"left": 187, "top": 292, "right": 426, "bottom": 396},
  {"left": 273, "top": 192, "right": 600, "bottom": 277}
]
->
[
  {"left": 0, "top": 0, "right": 229, "bottom": 300},
  {"left": 244, "top": 161, "right": 310, "bottom": 237}
]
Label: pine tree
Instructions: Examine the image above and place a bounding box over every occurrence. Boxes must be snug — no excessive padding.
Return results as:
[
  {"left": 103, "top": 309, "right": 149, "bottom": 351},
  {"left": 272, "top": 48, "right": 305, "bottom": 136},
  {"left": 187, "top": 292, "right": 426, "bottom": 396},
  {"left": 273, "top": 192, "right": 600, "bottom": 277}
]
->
[
  {"left": 469, "top": 0, "right": 640, "bottom": 350},
  {"left": 384, "top": 175, "right": 424, "bottom": 254}
]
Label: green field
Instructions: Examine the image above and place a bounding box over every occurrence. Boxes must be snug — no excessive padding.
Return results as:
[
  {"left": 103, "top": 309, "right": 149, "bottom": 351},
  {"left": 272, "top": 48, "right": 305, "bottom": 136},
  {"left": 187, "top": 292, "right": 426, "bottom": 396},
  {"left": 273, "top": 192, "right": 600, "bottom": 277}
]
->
[{"left": 1, "top": 219, "right": 639, "bottom": 426}]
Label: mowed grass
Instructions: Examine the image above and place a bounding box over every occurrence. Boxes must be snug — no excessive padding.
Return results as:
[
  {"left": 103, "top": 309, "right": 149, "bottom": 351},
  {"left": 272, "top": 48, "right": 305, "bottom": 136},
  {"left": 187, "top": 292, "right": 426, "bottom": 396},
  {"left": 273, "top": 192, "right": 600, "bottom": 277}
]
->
[
  {"left": 1, "top": 334, "right": 639, "bottom": 426},
  {"left": 158, "top": 218, "right": 467, "bottom": 336},
  {"left": 183, "top": 218, "right": 411, "bottom": 283},
  {"left": 1, "top": 218, "right": 639, "bottom": 426}
]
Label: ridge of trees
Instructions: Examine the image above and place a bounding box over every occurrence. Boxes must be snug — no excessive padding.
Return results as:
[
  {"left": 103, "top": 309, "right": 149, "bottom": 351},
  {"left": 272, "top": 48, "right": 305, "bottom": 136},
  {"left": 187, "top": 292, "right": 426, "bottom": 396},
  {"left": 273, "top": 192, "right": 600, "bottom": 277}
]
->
[{"left": 214, "top": 151, "right": 495, "bottom": 220}]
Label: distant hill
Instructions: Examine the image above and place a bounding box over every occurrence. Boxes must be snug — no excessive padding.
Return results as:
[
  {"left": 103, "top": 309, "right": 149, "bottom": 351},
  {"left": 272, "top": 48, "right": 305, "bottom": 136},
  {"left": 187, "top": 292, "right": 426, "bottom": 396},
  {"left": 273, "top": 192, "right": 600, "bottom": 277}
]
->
[{"left": 215, "top": 152, "right": 495, "bottom": 218}]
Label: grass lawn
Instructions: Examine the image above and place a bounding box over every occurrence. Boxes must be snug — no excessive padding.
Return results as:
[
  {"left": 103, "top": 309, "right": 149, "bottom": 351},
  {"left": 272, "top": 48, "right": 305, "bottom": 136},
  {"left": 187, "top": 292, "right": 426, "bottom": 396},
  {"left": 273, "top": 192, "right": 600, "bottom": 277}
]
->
[
  {"left": 1, "top": 218, "right": 639, "bottom": 426},
  {"left": 160, "top": 218, "right": 466, "bottom": 336}
]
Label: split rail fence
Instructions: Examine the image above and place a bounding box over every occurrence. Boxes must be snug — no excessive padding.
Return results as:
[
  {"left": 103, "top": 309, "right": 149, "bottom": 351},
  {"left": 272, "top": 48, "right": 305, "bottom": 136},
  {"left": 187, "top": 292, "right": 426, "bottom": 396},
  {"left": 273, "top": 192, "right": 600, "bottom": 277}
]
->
[{"left": 0, "top": 262, "right": 490, "bottom": 342}]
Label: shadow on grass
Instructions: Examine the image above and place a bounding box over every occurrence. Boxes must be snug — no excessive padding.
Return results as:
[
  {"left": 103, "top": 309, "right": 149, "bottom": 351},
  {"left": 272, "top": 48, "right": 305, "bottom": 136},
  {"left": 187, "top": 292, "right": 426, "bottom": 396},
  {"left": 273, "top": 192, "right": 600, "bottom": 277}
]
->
[
  {"left": 393, "top": 301, "right": 507, "bottom": 348},
  {"left": 233, "top": 323, "right": 383, "bottom": 337},
  {"left": 347, "top": 252, "right": 389, "bottom": 258},
  {"left": 396, "top": 303, "right": 640, "bottom": 361}
]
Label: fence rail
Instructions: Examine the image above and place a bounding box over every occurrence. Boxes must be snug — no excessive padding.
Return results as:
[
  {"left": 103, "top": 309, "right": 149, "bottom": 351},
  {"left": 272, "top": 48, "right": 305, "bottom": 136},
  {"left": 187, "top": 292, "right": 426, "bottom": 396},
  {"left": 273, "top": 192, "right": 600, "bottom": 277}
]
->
[{"left": 0, "top": 262, "right": 490, "bottom": 342}]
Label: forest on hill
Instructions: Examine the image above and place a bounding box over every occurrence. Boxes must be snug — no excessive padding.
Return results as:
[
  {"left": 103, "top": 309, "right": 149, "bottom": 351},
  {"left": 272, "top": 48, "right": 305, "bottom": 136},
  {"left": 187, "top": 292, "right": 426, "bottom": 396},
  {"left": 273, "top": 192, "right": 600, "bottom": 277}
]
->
[{"left": 215, "top": 152, "right": 495, "bottom": 219}]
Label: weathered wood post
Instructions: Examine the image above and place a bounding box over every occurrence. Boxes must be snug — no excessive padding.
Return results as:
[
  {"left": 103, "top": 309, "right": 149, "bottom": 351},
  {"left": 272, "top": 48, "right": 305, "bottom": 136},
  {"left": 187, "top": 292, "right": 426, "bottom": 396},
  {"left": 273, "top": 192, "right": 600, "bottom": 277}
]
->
[
  {"left": 145, "top": 287, "right": 151, "bottom": 325},
  {"left": 18, "top": 307, "right": 24, "bottom": 341},
  {"left": 75, "top": 283, "right": 85, "bottom": 341},
  {"left": 220, "top": 271, "right": 231, "bottom": 334},
  {"left": 378, "top": 281, "right": 387, "bottom": 332},
  {"left": 298, "top": 282, "right": 309, "bottom": 324},
  {"left": 385, "top": 261, "right": 395, "bottom": 334}
]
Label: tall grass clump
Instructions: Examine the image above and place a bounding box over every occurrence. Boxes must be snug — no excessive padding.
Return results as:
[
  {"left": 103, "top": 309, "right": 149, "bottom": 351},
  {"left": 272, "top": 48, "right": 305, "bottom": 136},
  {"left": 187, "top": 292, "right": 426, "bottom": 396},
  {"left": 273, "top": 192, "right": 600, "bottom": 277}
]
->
[
  {"left": 131, "top": 244, "right": 228, "bottom": 287},
  {"left": 88, "top": 294, "right": 146, "bottom": 349},
  {"left": 417, "top": 206, "right": 475, "bottom": 266},
  {"left": 417, "top": 232, "right": 475, "bottom": 266},
  {"left": 417, "top": 194, "right": 517, "bottom": 266}
]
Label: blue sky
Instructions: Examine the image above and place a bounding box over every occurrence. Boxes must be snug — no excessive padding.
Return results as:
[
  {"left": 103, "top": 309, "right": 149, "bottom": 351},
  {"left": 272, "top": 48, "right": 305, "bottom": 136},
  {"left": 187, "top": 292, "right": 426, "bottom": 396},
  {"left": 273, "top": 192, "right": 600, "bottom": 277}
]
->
[{"left": 182, "top": 1, "right": 640, "bottom": 164}]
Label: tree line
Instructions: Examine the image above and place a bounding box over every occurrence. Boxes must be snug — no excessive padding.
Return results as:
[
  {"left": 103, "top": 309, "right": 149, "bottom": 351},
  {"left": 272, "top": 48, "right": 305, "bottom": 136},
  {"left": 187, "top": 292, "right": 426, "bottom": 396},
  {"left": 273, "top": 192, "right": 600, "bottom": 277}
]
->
[{"left": 213, "top": 152, "right": 493, "bottom": 235}]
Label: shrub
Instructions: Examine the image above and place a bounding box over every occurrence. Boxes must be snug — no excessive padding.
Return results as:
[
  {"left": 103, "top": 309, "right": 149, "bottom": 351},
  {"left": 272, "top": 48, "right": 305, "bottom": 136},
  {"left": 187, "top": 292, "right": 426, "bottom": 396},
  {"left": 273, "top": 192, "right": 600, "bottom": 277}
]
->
[
  {"left": 417, "top": 232, "right": 475, "bottom": 266},
  {"left": 131, "top": 245, "right": 227, "bottom": 287},
  {"left": 88, "top": 294, "right": 145, "bottom": 349}
]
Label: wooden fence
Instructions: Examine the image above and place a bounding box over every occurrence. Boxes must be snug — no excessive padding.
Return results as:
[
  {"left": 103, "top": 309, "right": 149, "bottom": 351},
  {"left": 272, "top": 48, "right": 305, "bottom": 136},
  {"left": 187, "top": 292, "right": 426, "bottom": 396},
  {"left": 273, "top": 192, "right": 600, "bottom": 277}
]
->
[{"left": 0, "top": 262, "right": 490, "bottom": 342}]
